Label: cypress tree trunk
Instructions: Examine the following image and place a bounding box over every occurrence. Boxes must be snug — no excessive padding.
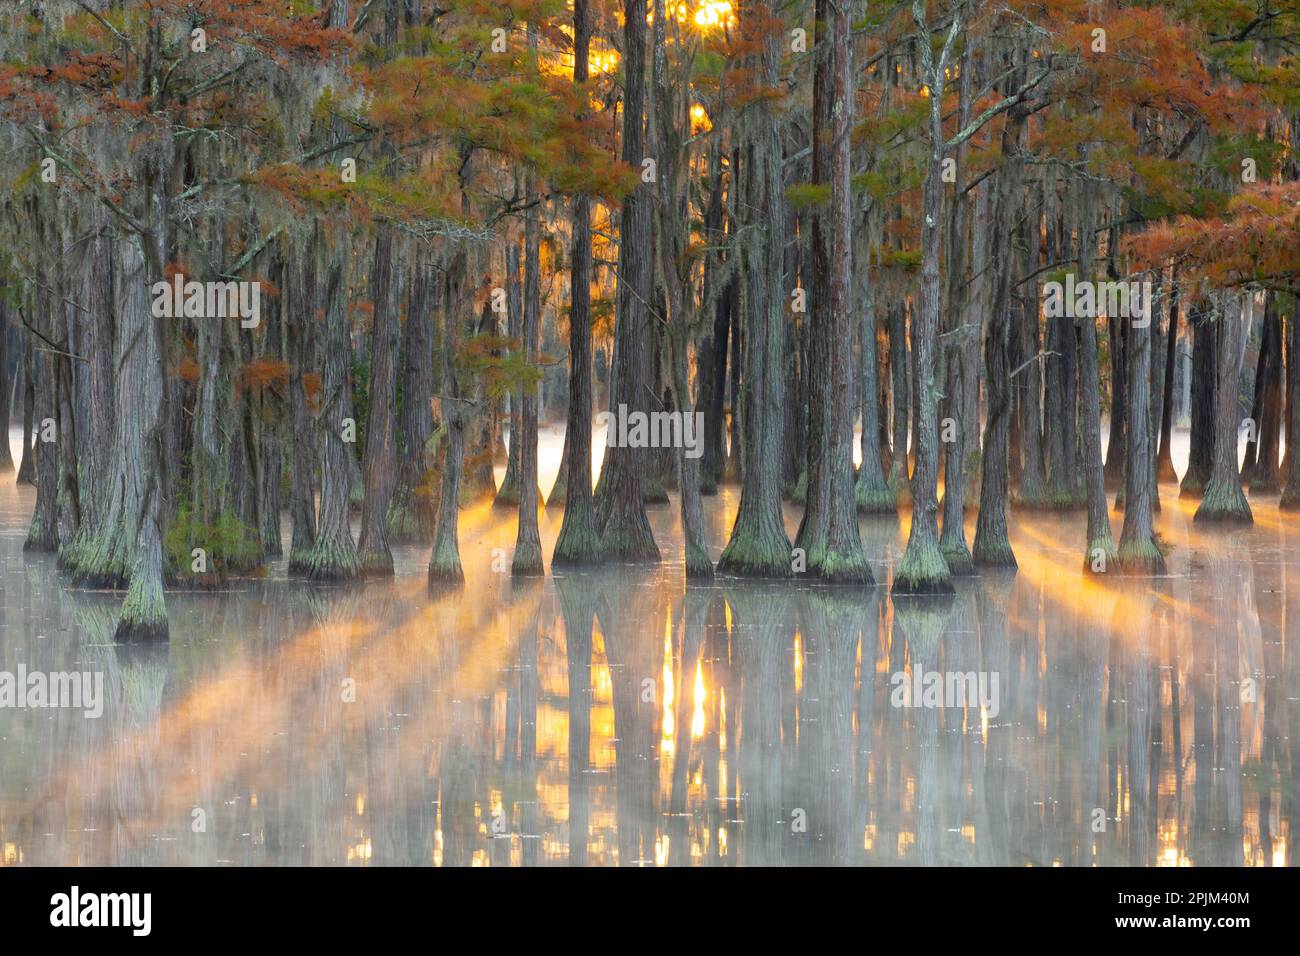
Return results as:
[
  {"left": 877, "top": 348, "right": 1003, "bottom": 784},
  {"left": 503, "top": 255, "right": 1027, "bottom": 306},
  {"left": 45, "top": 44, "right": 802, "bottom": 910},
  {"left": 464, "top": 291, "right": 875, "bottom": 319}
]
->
[
  {"left": 290, "top": 243, "right": 360, "bottom": 580},
  {"left": 893, "top": 7, "right": 955, "bottom": 596},
  {"left": 356, "top": 223, "right": 400, "bottom": 576},
  {"left": 0, "top": 297, "right": 13, "bottom": 474},
  {"left": 963, "top": 180, "right": 991, "bottom": 504},
  {"left": 1250, "top": 294, "right": 1283, "bottom": 494},
  {"left": 1241, "top": 292, "right": 1270, "bottom": 485},
  {"left": 593, "top": 0, "right": 659, "bottom": 561},
  {"left": 1180, "top": 301, "right": 1216, "bottom": 497},
  {"left": 1018, "top": 189, "right": 1051, "bottom": 507},
  {"left": 64, "top": 217, "right": 115, "bottom": 569},
  {"left": 797, "top": 0, "right": 867, "bottom": 583},
  {"left": 1076, "top": 182, "right": 1116, "bottom": 573},
  {"left": 1155, "top": 278, "right": 1180, "bottom": 482},
  {"left": 25, "top": 273, "right": 60, "bottom": 553},
  {"left": 650, "top": 4, "right": 711, "bottom": 578},
  {"left": 1104, "top": 310, "right": 1128, "bottom": 491},
  {"left": 973, "top": 110, "right": 1025, "bottom": 570},
  {"left": 1195, "top": 292, "right": 1253, "bottom": 525},
  {"left": 1115, "top": 281, "right": 1165, "bottom": 573},
  {"left": 115, "top": 202, "right": 170, "bottom": 642},
  {"left": 854, "top": 274, "right": 894, "bottom": 513},
  {"left": 17, "top": 333, "right": 36, "bottom": 486},
  {"left": 287, "top": 244, "right": 318, "bottom": 558},
  {"left": 1281, "top": 310, "right": 1300, "bottom": 508},
  {"left": 716, "top": 14, "right": 790, "bottom": 578},
  {"left": 512, "top": 184, "right": 544, "bottom": 577},
  {"left": 783, "top": 204, "right": 806, "bottom": 500},
  {"left": 886, "top": 301, "right": 910, "bottom": 501},
  {"left": 390, "top": 252, "right": 436, "bottom": 543},
  {"left": 698, "top": 149, "right": 729, "bottom": 496},
  {"left": 495, "top": 244, "right": 525, "bottom": 509},
  {"left": 553, "top": 0, "right": 602, "bottom": 564},
  {"left": 938, "top": 41, "right": 973, "bottom": 572},
  {"left": 428, "top": 246, "right": 470, "bottom": 586}
]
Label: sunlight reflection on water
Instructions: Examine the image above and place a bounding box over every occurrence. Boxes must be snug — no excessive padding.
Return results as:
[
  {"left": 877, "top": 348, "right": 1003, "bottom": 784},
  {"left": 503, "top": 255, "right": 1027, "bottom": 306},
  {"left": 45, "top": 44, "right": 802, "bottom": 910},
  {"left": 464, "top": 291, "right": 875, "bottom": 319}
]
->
[{"left": 0, "top": 423, "right": 1295, "bottom": 866}]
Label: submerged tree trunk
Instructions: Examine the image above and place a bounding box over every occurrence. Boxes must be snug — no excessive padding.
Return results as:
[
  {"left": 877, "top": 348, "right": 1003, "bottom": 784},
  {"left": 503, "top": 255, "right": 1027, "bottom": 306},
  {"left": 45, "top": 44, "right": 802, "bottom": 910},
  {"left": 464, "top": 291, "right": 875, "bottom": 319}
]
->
[
  {"left": 1195, "top": 292, "right": 1253, "bottom": 525},
  {"left": 356, "top": 223, "right": 401, "bottom": 576},
  {"left": 1281, "top": 311, "right": 1300, "bottom": 508},
  {"left": 716, "top": 18, "right": 790, "bottom": 578},
  {"left": 512, "top": 187, "right": 544, "bottom": 576},
  {"left": 1076, "top": 182, "right": 1116, "bottom": 574},
  {"left": 796, "top": 0, "right": 869, "bottom": 585},
  {"left": 893, "top": 7, "right": 956, "bottom": 596},
  {"left": 1180, "top": 301, "right": 1216, "bottom": 497},
  {"left": 854, "top": 274, "right": 894, "bottom": 513},
  {"left": 938, "top": 42, "right": 973, "bottom": 572},
  {"left": 553, "top": 0, "right": 602, "bottom": 565},
  {"left": 390, "top": 251, "right": 436, "bottom": 543},
  {"left": 1017, "top": 188, "right": 1051, "bottom": 508},
  {"left": 973, "top": 109, "right": 1025, "bottom": 570},
  {"left": 495, "top": 243, "right": 526, "bottom": 509},
  {"left": 287, "top": 245, "right": 318, "bottom": 558},
  {"left": 114, "top": 199, "right": 171, "bottom": 642},
  {"left": 886, "top": 302, "right": 911, "bottom": 501},
  {"left": 593, "top": 0, "right": 659, "bottom": 561},
  {"left": 25, "top": 268, "right": 60, "bottom": 553},
  {"left": 428, "top": 246, "right": 471, "bottom": 586},
  {"left": 290, "top": 242, "right": 360, "bottom": 580},
  {"left": 651, "top": 4, "right": 711, "bottom": 578},
  {"left": 1115, "top": 279, "right": 1165, "bottom": 573}
]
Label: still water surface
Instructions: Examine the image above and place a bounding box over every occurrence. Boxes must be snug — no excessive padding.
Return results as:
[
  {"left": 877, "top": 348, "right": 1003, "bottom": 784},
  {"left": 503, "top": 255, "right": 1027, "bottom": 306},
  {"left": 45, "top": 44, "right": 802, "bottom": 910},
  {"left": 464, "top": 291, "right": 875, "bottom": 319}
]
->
[{"left": 0, "top": 469, "right": 1296, "bottom": 866}]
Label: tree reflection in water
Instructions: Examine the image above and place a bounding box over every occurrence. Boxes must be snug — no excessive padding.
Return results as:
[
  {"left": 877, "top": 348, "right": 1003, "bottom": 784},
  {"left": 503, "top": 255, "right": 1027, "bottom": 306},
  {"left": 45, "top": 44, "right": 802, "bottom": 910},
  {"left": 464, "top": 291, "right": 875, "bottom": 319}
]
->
[{"left": 0, "top": 485, "right": 1295, "bottom": 866}]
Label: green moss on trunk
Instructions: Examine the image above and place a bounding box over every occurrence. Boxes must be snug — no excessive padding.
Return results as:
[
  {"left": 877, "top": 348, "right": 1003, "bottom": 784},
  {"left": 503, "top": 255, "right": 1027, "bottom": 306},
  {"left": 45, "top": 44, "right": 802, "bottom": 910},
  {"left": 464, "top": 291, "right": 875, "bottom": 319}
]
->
[
  {"left": 1193, "top": 479, "right": 1253, "bottom": 525},
  {"left": 1178, "top": 472, "right": 1208, "bottom": 500},
  {"left": 789, "top": 468, "right": 807, "bottom": 505},
  {"left": 972, "top": 534, "right": 1018, "bottom": 570},
  {"left": 1114, "top": 537, "right": 1167, "bottom": 575},
  {"left": 641, "top": 471, "right": 670, "bottom": 505},
  {"left": 685, "top": 540, "right": 715, "bottom": 580},
  {"left": 717, "top": 532, "right": 792, "bottom": 578},
  {"left": 511, "top": 540, "right": 544, "bottom": 577},
  {"left": 940, "top": 540, "right": 974, "bottom": 576},
  {"left": 289, "top": 536, "right": 360, "bottom": 582},
  {"left": 891, "top": 540, "right": 953, "bottom": 595},
  {"left": 115, "top": 575, "right": 168, "bottom": 643},
  {"left": 855, "top": 477, "right": 896, "bottom": 514},
  {"left": 1083, "top": 536, "right": 1117, "bottom": 576},
  {"left": 816, "top": 547, "right": 872, "bottom": 585}
]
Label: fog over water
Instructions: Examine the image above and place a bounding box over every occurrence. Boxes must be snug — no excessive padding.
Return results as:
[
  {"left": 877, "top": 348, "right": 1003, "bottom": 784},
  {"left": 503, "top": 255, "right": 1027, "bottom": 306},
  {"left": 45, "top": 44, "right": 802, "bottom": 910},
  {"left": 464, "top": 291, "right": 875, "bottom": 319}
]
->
[{"left": 0, "top": 426, "right": 1295, "bottom": 866}]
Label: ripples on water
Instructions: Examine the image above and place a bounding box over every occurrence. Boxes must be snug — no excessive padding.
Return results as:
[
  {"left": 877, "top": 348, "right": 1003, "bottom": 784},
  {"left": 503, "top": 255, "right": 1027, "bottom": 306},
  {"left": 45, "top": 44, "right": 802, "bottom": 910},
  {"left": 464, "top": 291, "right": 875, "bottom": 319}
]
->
[{"left": 0, "top": 476, "right": 1296, "bottom": 867}]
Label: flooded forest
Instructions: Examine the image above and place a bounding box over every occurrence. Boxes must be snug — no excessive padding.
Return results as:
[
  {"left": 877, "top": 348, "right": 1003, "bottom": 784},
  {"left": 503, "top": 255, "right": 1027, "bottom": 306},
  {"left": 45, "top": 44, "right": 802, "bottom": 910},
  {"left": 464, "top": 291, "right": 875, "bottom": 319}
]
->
[{"left": 0, "top": 0, "right": 1298, "bottom": 867}]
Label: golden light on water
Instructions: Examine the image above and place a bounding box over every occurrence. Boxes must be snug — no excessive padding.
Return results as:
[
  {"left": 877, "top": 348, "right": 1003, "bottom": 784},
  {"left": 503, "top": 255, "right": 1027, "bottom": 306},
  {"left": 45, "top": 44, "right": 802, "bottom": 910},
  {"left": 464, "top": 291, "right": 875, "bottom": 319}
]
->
[
  {"left": 661, "top": 610, "right": 675, "bottom": 748},
  {"left": 691, "top": 659, "right": 706, "bottom": 738}
]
